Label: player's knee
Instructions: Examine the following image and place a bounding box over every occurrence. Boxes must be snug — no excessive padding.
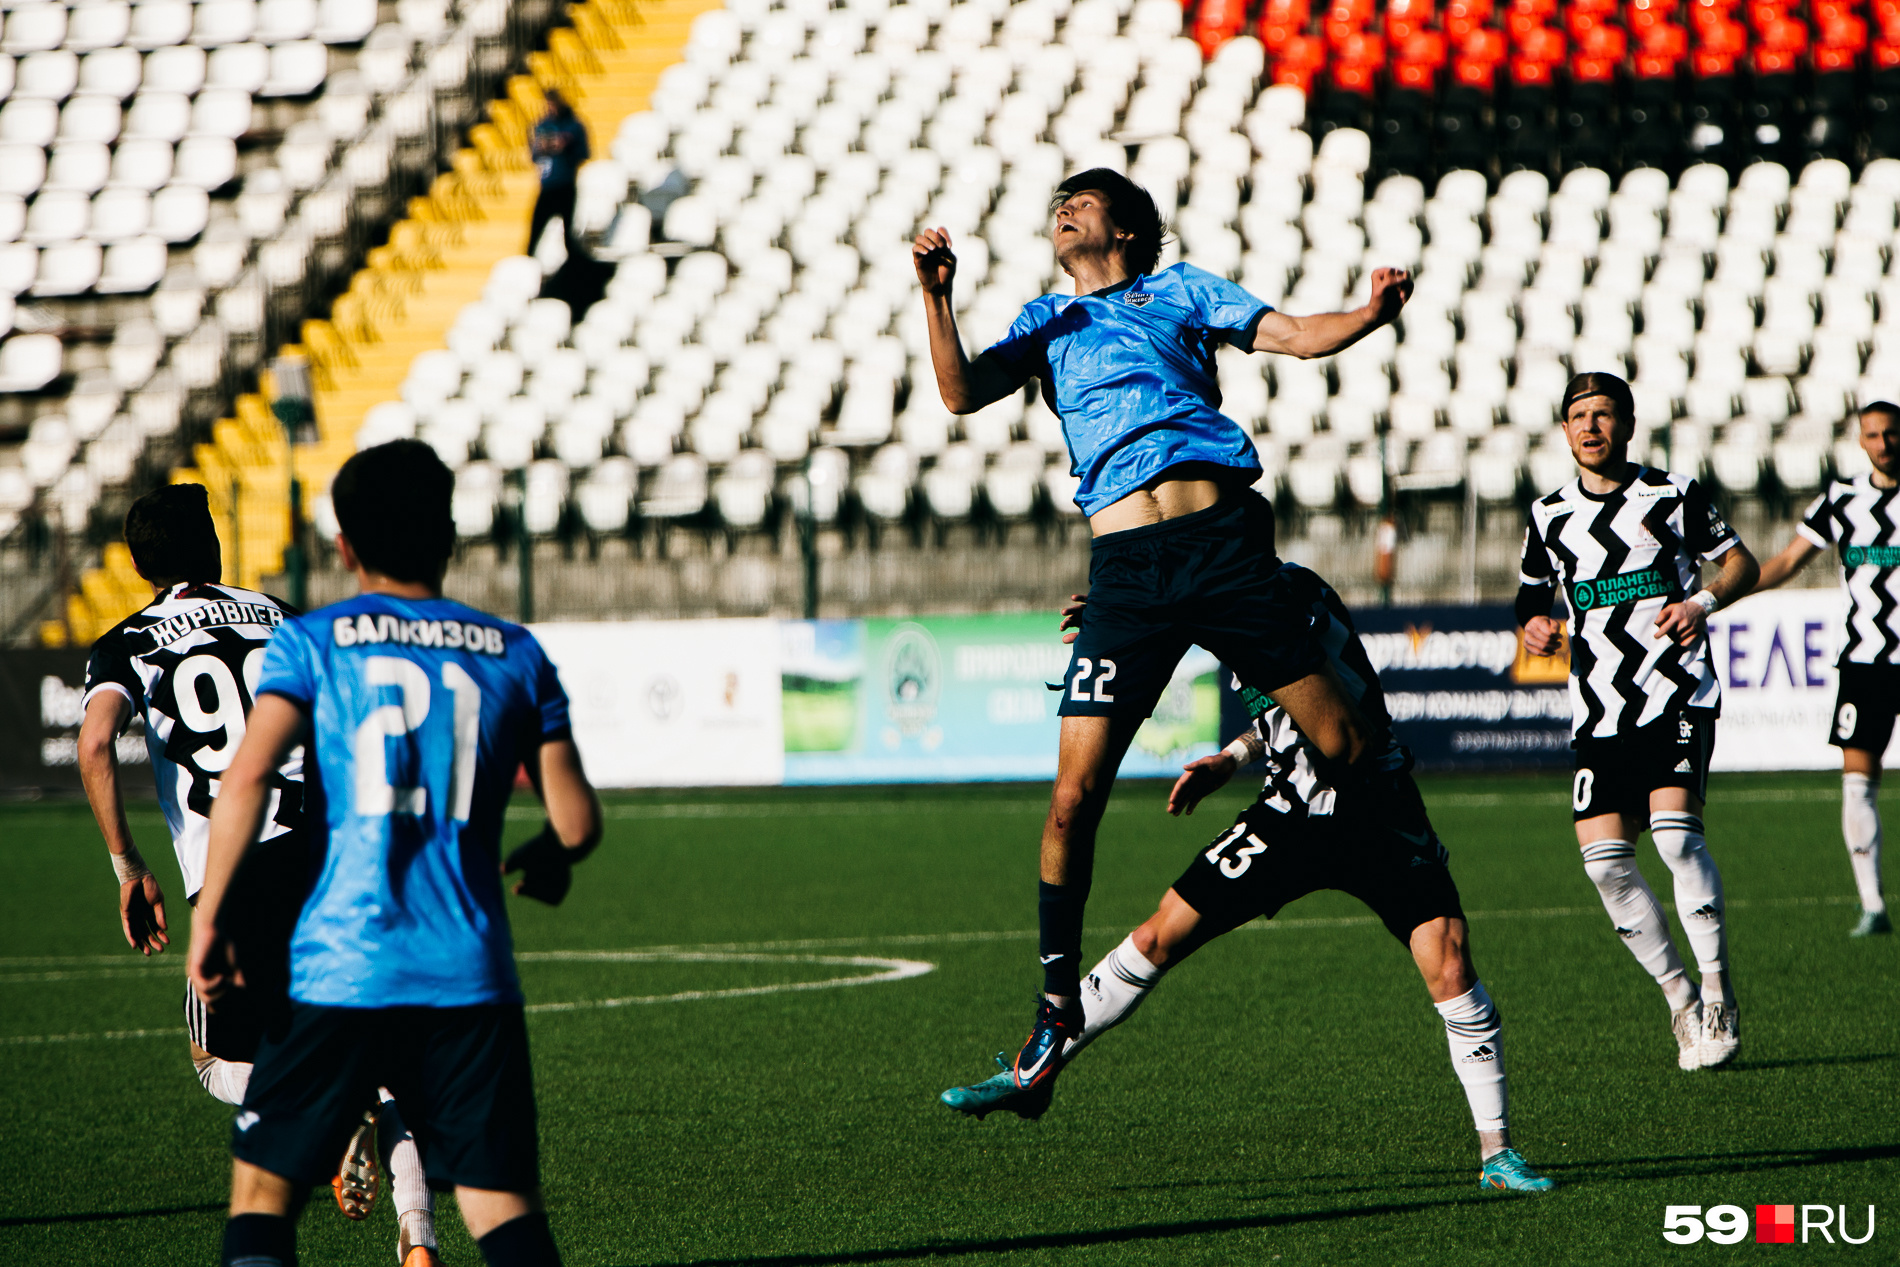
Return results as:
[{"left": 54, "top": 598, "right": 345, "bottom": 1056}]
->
[{"left": 1046, "top": 774, "right": 1103, "bottom": 835}]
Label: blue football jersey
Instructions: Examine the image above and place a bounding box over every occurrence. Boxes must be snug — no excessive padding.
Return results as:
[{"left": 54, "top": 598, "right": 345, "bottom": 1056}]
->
[
  {"left": 983, "top": 263, "right": 1270, "bottom": 516},
  {"left": 255, "top": 593, "right": 572, "bottom": 1008}
]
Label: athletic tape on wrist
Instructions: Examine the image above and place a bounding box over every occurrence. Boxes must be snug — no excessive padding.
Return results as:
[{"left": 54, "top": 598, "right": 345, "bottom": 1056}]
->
[
  {"left": 111, "top": 847, "right": 151, "bottom": 885},
  {"left": 1222, "top": 733, "right": 1264, "bottom": 766},
  {"left": 1688, "top": 589, "right": 1719, "bottom": 615}
]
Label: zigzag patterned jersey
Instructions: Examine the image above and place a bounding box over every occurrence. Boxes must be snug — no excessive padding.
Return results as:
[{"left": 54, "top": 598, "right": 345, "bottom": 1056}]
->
[
  {"left": 1519, "top": 466, "right": 1739, "bottom": 740},
  {"left": 83, "top": 581, "right": 305, "bottom": 898},
  {"left": 1797, "top": 475, "right": 1900, "bottom": 666}
]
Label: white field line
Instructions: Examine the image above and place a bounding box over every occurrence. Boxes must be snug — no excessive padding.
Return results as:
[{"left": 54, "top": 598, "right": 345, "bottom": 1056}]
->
[
  {"left": 0, "top": 892, "right": 1859, "bottom": 989},
  {"left": 103, "top": 783, "right": 1879, "bottom": 828},
  {"left": 0, "top": 952, "right": 934, "bottom": 1044}
]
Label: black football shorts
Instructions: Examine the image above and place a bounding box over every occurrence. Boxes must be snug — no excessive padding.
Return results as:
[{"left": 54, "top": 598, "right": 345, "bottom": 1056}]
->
[
  {"left": 184, "top": 828, "right": 310, "bottom": 1061},
  {"left": 1828, "top": 662, "right": 1900, "bottom": 753},
  {"left": 1170, "top": 774, "right": 1466, "bottom": 944},
  {"left": 1569, "top": 707, "right": 1716, "bottom": 821},
  {"left": 1058, "top": 493, "right": 1324, "bottom": 722},
  {"left": 234, "top": 1002, "right": 540, "bottom": 1192}
]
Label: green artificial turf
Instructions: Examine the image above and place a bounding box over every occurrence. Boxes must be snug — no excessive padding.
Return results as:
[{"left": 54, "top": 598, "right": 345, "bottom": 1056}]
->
[{"left": 1, "top": 771, "right": 1894, "bottom": 1265}]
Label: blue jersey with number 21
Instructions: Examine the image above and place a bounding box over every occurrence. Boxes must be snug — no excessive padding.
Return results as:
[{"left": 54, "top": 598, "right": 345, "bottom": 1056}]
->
[{"left": 256, "top": 593, "right": 572, "bottom": 1009}]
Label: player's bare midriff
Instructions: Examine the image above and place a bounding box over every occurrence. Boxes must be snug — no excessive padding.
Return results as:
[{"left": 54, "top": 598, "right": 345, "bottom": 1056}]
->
[{"left": 1087, "top": 462, "right": 1252, "bottom": 537}]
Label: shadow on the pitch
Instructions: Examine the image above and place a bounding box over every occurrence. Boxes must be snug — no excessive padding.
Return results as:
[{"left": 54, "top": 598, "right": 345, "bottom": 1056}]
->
[
  {"left": 1565, "top": 1143, "right": 1900, "bottom": 1182},
  {"left": 626, "top": 1195, "right": 1500, "bottom": 1267},
  {"left": 0, "top": 1200, "right": 225, "bottom": 1228},
  {"left": 1724, "top": 1050, "right": 1897, "bottom": 1072}
]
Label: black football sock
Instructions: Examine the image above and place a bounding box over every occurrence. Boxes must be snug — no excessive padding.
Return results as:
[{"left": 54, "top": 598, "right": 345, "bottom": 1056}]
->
[
  {"left": 1038, "top": 880, "right": 1089, "bottom": 1001},
  {"left": 222, "top": 1212, "right": 297, "bottom": 1267},
  {"left": 478, "top": 1211, "right": 563, "bottom": 1267}
]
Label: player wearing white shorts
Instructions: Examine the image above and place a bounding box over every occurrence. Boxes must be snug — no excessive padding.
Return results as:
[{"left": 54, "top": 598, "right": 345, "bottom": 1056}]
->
[
  {"left": 1517, "top": 373, "right": 1760, "bottom": 1071},
  {"left": 1750, "top": 401, "right": 1899, "bottom": 938},
  {"left": 76, "top": 483, "right": 442, "bottom": 1265}
]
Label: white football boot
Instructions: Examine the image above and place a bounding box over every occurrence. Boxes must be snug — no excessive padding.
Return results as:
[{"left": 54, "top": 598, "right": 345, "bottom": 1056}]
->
[
  {"left": 1671, "top": 999, "right": 1703, "bottom": 1071},
  {"left": 1698, "top": 1000, "right": 1740, "bottom": 1069}
]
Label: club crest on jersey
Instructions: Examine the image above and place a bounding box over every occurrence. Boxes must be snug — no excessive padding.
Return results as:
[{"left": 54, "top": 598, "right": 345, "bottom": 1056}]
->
[{"left": 1842, "top": 545, "right": 1900, "bottom": 568}]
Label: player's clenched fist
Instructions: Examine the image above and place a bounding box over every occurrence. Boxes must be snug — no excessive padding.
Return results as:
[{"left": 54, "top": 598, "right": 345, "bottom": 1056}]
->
[
  {"left": 1366, "top": 267, "right": 1413, "bottom": 322},
  {"left": 1521, "top": 615, "right": 1563, "bottom": 657},
  {"left": 912, "top": 228, "right": 957, "bottom": 297}
]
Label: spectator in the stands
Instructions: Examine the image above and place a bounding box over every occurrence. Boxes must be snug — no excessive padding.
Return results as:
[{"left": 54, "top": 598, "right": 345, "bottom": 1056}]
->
[{"left": 529, "top": 90, "right": 590, "bottom": 256}]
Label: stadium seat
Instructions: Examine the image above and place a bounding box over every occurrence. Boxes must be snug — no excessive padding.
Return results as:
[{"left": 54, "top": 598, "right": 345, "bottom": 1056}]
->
[{"left": 0, "top": 332, "right": 57, "bottom": 394}]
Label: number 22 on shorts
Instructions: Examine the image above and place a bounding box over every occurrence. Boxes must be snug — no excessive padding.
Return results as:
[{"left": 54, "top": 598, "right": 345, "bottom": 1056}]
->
[{"left": 1070, "top": 657, "right": 1117, "bottom": 702}]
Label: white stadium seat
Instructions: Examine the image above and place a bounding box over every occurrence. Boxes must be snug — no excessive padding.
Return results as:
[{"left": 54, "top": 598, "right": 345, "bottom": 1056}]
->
[
  {"left": 79, "top": 46, "right": 144, "bottom": 98},
  {"left": 128, "top": 0, "right": 194, "bottom": 49},
  {"left": 59, "top": 93, "right": 122, "bottom": 143},
  {"left": 0, "top": 332, "right": 60, "bottom": 390},
  {"left": 143, "top": 44, "right": 206, "bottom": 94},
  {"left": 1, "top": 96, "right": 58, "bottom": 145},
  {"left": 256, "top": 0, "right": 318, "bottom": 42},
  {"left": 18, "top": 49, "right": 79, "bottom": 100},
  {"left": 192, "top": 0, "right": 258, "bottom": 46},
  {"left": 33, "top": 238, "right": 103, "bottom": 294},
  {"left": 123, "top": 90, "right": 189, "bottom": 140},
  {"left": 108, "top": 136, "right": 172, "bottom": 188},
  {"left": 189, "top": 87, "right": 252, "bottom": 138},
  {"left": 314, "top": 0, "right": 377, "bottom": 43},
  {"left": 172, "top": 134, "right": 236, "bottom": 187},
  {"left": 207, "top": 42, "right": 269, "bottom": 92},
  {"left": 67, "top": 2, "right": 134, "bottom": 52},
  {"left": 4, "top": 4, "right": 67, "bottom": 56},
  {"left": 150, "top": 183, "right": 207, "bottom": 239},
  {"left": 90, "top": 186, "right": 151, "bottom": 240},
  {"left": 97, "top": 234, "right": 166, "bottom": 292},
  {"left": 45, "top": 141, "right": 110, "bottom": 192},
  {"left": 262, "top": 40, "right": 325, "bottom": 96}
]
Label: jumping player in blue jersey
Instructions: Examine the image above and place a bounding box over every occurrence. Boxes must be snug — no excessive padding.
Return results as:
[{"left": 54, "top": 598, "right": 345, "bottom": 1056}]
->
[
  {"left": 188, "top": 440, "right": 603, "bottom": 1267},
  {"left": 914, "top": 169, "right": 1411, "bottom": 1100}
]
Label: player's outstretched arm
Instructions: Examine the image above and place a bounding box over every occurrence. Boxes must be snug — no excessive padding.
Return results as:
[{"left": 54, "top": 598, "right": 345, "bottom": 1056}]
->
[
  {"left": 913, "top": 228, "right": 1023, "bottom": 414},
  {"left": 1168, "top": 730, "right": 1262, "bottom": 816},
  {"left": 1250, "top": 267, "right": 1412, "bottom": 359},
  {"left": 1752, "top": 535, "right": 1819, "bottom": 593},
  {"left": 1654, "top": 542, "right": 1762, "bottom": 647},
  {"left": 503, "top": 737, "right": 603, "bottom": 905},
  {"left": 189, "top": 693, "right": 306, "bottom": 1002},
  {"left": 77, "top": 691, "right": 168, "bottom": 955}
]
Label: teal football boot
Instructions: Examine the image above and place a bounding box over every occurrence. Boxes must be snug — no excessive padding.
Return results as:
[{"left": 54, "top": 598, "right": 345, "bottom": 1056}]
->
[{"left": 1480, "top": 1149, "right": 1557, "bottom": 1193}]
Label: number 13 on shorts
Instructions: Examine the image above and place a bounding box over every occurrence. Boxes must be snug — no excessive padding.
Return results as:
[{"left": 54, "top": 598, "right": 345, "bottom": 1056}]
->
[{"left": 1070, "top": 657, "right": 1117, "bottom": 702}]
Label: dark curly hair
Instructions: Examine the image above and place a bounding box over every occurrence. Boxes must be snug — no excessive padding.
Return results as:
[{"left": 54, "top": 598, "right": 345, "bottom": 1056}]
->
[{"left": 1050, "top": 169, "right": 1169, "bottom": 277}]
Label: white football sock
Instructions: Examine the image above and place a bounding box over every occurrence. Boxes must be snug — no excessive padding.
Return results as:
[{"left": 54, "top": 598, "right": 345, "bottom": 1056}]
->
[
  {"left": 1064, "top": 934, "right": 1167, "bottom": 1059},
  {"left": 1580, "top": 839, "right": 1696, "bottom": 1008},
  {"left": 377, "top": 1089, "right": 437, "bottom": 1251},
  {"left": 1842, "top": 773, "right": 1887, "bottom": 915},
  {"left": 1650, "top": 812, "right": 1730, "bottom": 1002},
  {"left": 1434, "top": 982, "right": 1507, "bottom": 1134},
  {"left": 192, "top": 1054, "right": 252, "bottom": 1106}
]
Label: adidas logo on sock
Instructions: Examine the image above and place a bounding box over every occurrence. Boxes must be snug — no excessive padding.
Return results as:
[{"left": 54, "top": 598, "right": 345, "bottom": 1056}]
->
[
  {"left": 1690, "top": 903, "right": 1722, "bottom": 919},
  {"left": 1614, "top": 925, "right": 1640, "bottom": 939},
  {"left": 1674, "top": 759, "right": 1694, "bottom": 773},
  {"left": 1461, "top": 1045, "right": 1498, "bottom": 1063}
]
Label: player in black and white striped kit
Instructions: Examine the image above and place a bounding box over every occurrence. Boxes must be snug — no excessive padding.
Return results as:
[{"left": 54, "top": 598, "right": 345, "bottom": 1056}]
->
[
  {"left": 1749, "top": 401, "right": 1900, "bottom": 938},
  {"left": 75, "top": 484, "right": 444, "bottom": 1266},
  {"left": 942, "top": 564, "right": 1558, "bottom": 1194},
  {"left": 1516, "top": 373, "right": 1760, "bottom": 1071}
]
